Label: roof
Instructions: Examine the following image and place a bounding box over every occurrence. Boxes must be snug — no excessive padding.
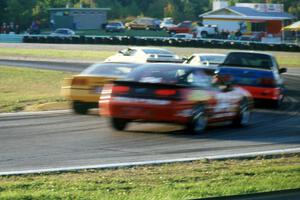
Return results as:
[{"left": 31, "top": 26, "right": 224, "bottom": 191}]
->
[
  {"left": 230, "top": 6, "right": 294, "bottom": 19},
  {"left": 200, "top": 6, "right": 294, "bottom": 20}
]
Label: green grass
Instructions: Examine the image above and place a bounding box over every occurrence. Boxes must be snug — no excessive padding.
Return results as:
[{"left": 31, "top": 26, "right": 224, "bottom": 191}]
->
[
  {"left": 0, "top": 48, "right": 114, "bottom": 61},
  {"left": 0, "top": 66, "right": 72, "bottom": 112},
  {"left": 275, "top": 54, "right": 300, "bottom": 68},
  {"left": 0, "top": 155, "right": 299, "bottom": 200}
]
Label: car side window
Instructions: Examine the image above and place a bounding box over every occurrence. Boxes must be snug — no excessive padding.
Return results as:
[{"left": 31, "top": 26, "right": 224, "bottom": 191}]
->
[
  {"left": 185, "top": 56, "right": 195, "bottom": 64},
  {"left": 185, "top": 71, "right": 212, "bottom": 88}
]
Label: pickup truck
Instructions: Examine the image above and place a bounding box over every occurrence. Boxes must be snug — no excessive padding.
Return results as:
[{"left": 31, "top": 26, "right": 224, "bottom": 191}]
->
[
  {"left": 194, "top": 25, "right": 218, "bottom": 38},
  {"left": 167, "top": 22, "right": 218, "bottom": 38}
]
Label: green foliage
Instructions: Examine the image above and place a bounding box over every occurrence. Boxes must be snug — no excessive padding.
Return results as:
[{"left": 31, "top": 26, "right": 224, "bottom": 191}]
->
[{"left": 0, "top": 0, "right": 299, "bottom": 28}]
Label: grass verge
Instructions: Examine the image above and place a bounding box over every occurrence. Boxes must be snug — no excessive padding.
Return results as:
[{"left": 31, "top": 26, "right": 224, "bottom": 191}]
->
[
  {"left": 0, "top": 48, "right": 114, "bottom": 62},
  {"left": 0, "top": 155, "right": 299, "bottom": 200},
  {"left": 0, "top": 65, "right": 72, "bottom": 113}
]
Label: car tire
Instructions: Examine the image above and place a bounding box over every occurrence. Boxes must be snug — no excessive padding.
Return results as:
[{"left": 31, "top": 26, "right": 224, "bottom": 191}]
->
[
  {"left": 169, "top": 31, "right": 176, "bottom": 36},
  {"left": 232, "top": 98, "right": 250, "bottom": 127},
  {"left": 73, "top": 101, "right": 89, "bottom": 115},
  {"left": 186, "top": 105, "right": 207, "bottom": 134},
  {"left": 272, "top": 93, "right": 284, "bottom": 108},
  {"left": 111, "top": 118, "right": 128, "bottom": 131},
  {"left": 201, "top": 31, "right": 208, "bottom": 38}
]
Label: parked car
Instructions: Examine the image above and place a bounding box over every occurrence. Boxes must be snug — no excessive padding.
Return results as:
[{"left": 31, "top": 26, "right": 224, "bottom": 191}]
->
[
  {"left": 160, "top": 17, "right": 175, "bottom": 30},
  {"left": 125, "top": 17, "right": 160, "bottom": 30},
  {"left": 184, "top": 53, "right": 226, "bottom": 69},
  {"left": 217, "top": 52, "right": 287, "bottom": 107},
  {"left": 167, "top": 21, "right": 194, "bottom": 35},
  {"left": 194, "top": 25, "right": 218, "bottom": 38},
  {"left": 50, "top": 28, "right": 75, "bottom": 37},
  {"left": 104, "top": 47, "right": 182, "bottom": 63},
  {"left": 105, "top": 22, "right": 125, "bottom": 32},
  {"left": 172, "top": 33, "right": 194, "bottom": 39},
  {"left": 61, "top": 62, "right": 141, "bottom": 114},
  {"left": 100, "top": 63, "right": 252, "bottom": 134}
]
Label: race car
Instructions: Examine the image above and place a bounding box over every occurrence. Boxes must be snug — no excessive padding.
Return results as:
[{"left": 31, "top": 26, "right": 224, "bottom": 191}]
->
[
  {"left": 61, "top": 62, "right": 141, "bottom": 114},
  {"left": 104, "top": 47, "right": 182, "bottom": 63},
  {"left": 217, "top": 52, "right": 287, "bottom": 107},
  {"left": 184, "top": 53, "right": 226, "bottom": 70},
  {"left": 99, "top": 63, "right": 252, "bottom": 134}
]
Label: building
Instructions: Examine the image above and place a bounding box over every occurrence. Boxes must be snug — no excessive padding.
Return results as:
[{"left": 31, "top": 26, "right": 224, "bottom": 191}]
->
[
  {"left": 199, "top": 0, "right": 294, "bottom": 37},
  {"left": 49, "top": 8, "right": 110, "bottom": 30}
]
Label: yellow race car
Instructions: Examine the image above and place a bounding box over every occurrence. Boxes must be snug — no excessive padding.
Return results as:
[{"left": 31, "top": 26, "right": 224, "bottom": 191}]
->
[{"left": 61, "top": 62, "right": 141, "bottom": 114}]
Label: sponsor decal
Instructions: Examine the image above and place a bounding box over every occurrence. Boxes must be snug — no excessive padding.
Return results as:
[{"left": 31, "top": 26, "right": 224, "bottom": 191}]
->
[
  {"left": 113, "top": 97, "right": 170, "bottom": 105},
  {"left": 188, "top": 90, "right": 210, "bottom": 101}
]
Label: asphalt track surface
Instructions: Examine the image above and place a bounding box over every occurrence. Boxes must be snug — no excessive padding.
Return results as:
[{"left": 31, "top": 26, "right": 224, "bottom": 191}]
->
[{"left": 0, "top": 60, "right": 300, "bottom": 174}]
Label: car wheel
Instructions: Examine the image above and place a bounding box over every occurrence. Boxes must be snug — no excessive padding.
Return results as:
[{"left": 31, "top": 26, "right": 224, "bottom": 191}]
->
[
  {"left": 73, "top": 101, "right": 89, "bottom": 115},
  {"left": 169, "top": 31, "right": 176, "bottom": 36},
  {"left": 186, "top": 105, "right": 207, "bottom": 134},
  {"left": 201, "top": 31, "right": 208, "bottom": 38},
  {"left": 111, "top": 118, "right": 128, "bottom": 131},
  {"left": 232, "top": 99, "right": 250, "bottom": 127},
  {"left": 272, "top": 93, "right": 284, "bottom": 108}
]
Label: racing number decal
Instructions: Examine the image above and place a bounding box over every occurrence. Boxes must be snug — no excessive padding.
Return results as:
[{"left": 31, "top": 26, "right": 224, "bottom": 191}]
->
[
  {"left": 214, "top": 93, "right": 231, "bottom": 113},
  {"left": 213, "top": 92, "right": 239, "bottom": 117}
]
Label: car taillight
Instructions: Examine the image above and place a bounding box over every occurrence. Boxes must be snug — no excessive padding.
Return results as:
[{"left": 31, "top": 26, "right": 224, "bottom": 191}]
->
[
  {"left": 259, "top": 78, "right": 275, "bottom": 86},
  {"left": 112, "top": 85, "right": 130, "bottom": 94},
  {"left": 155, "top": 89, "right": 177, "bottom": 96},
  {"left": 72, "top": 78, "right": 87, "bottom": 86}
]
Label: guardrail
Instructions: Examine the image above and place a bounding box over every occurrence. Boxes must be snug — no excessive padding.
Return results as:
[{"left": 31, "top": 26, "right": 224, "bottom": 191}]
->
[
  {"left": 0, "top": 34, "right": 24, "bottom": 43},
  {"left": 20, "top": 35, "right": 300, "bottom": 52}
]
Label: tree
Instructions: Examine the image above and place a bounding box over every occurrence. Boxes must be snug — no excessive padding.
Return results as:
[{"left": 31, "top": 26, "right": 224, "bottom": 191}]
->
[{"left": 164, "top": 2, "right": 175, "bottom": 18}]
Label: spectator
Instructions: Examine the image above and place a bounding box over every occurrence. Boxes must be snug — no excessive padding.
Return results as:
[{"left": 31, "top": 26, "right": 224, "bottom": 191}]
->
[
  {"left": 228, "top": 31, "right": 235, "bottom": 40},
  {"left": 50, "top": 19, "right": 55, "bottom": 31},
  {"left": 235, "top": 29, "right": 242, "bottom": 40},
  {"left": 30, "top": 20, "right": 40, "bottom": 34},
  {"left": 8, "top": 22, "right": 14, "bottom": 33},
  {"left": 14, "top": 24, "right": 20, "bottom": 34}
]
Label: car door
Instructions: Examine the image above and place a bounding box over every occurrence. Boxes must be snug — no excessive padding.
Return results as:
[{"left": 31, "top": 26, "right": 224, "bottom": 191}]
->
[{"left": 212, "top": 87, "right": 241, "bottom": 120}]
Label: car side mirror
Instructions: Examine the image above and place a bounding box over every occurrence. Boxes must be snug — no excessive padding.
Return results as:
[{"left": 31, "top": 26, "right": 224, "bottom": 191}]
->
[
  {"left": 118, "top": 50, "right": 124, "bottom": 55},
  {"left": 279, "top": 68, "right": 287, "bottom": 74},
  {"left": 182, "top": 56, "right": 188, "bottom": 62},
  {"left": 213, "top": 74, "right": 233, "bottom": 92}
]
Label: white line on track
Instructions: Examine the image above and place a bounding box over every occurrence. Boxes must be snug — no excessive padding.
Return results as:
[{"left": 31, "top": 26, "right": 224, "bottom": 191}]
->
[
  {"left": 1, "top": 147, "right": 300, "bottom": 176},
  {"left": 0, "top": 110, "right": 71, "bottom": 117},
  {"left": 286, "top": 73, "right": 300, "bottom": 77}
]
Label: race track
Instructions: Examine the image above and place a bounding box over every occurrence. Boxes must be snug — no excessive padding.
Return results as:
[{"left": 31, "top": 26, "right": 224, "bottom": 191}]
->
[{"left": 0, "top": 69, "right": 299, "bottom": 173}]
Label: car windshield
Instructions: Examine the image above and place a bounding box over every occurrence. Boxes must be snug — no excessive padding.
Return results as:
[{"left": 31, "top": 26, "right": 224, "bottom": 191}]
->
[
  {"left": 125, "top": 64, "right": 212, "bottom": 88},
  {"left": 173, "top": 35, "right": 186, "bottom": 38},
  {"left": 81, "top": 63, "right": 139, "bottom": 76},
  {"left": 56, "top": 29, "right": 67, "bottom": 34},
  {"left": 223, "top": 52, "right": 273, "bottom": 69},
  {"left": 142, "top": 49, "right": 173, "bottom": 55},
  {"left": 200, "top": 55, "right": 226, "bottom": 64}
]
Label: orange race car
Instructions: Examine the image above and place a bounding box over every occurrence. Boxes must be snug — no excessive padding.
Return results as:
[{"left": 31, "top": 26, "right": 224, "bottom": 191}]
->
[{"left": 100, "top": 63, "right": 253, "bottom": 134}]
